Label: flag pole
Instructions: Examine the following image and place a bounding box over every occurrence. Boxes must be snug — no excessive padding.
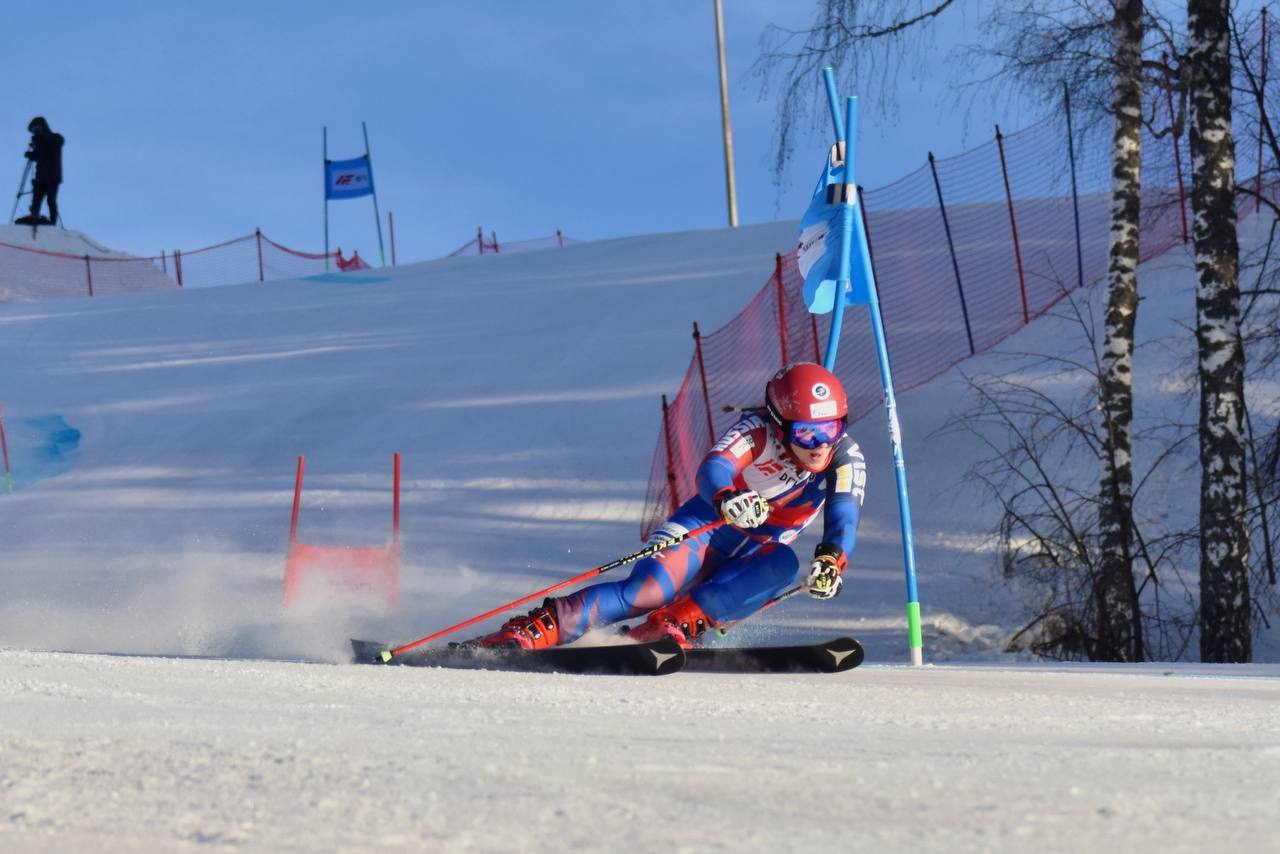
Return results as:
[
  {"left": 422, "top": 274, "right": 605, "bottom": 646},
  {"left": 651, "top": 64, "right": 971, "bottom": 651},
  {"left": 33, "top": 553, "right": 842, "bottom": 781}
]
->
[
  {"left": 713, "top": 0, "right": 739, "bottom": 227},
  {"left": 362, "top": 121, "right": 387, "bottom": 267},
  {"left": 820, "top": 69, "right": 923, "bottom": 666},
  {"left": 323, "top": 126, "right": 330, "bottom": 272}
]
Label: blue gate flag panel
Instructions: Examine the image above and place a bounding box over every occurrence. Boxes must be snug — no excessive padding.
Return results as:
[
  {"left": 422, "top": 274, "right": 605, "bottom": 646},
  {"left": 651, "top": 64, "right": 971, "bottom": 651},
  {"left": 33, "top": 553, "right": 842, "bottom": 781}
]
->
[
  {"left": 797, "top": 145, "right": 871, "bottom": 313},
  {"left": 325, "top": 156, "right": 375, "bottom": 200}
]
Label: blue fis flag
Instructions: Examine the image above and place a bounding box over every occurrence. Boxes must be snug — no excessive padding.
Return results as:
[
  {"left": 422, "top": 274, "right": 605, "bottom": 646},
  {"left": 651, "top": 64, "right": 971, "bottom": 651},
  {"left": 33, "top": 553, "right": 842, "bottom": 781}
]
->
[
  {"left": 325, "top": 155, "right": 375, "bottom": 200},
  {"left": 797, "top": 142, "right": 871, "bottom": 313}
]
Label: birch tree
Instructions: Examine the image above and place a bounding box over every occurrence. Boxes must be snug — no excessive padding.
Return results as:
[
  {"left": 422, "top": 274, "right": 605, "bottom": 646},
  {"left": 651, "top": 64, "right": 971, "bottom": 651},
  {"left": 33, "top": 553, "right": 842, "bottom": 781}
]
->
[
  {"left": 1186, "top": 0, "right": 1251, "bottom": 662},
  {"left": 1094, "top": 0, "right": 1145, "bottom": 661}
]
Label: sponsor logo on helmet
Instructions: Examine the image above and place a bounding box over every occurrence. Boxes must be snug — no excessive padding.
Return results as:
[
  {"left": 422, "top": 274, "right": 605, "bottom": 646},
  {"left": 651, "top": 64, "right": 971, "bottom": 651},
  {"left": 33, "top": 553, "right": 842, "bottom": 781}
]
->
[
  {"left": 809, "top": 401, "right": 838, "bottom": 419},
  {"left": 812, "top": 383, "right": 831, "bottom": 400}
]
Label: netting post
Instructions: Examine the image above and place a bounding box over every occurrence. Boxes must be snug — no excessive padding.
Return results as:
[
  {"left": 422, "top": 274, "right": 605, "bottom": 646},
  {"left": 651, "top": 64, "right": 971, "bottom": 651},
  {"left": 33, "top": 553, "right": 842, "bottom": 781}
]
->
[
  {"left": 856, "top": 186, "right": 878, "bottom": 266},
  {"left": 83, "top": 255, "right": 93, "bottom": 297},
  {"left": 477, "top": 226, "right": 484, "bottom": 255},
  {"left": 175, "top": 250, "right": 184, "bottom": 287},
  {"left": 256, "top": 228, "right": 264, "bottom": 282},
  {"left": 692, "top": 322, "right": 715, "bottom": 444},
  {"left": 661, "top": 395, "right": 680, "bottom": 514},
  {"left": 161, "top": 250, "right": 167, "bottom": 274},
  {"left": 995, "top": 126, "right": 1030, "bottom": 324},
  {"left": 491, "top": 230, "right": 499, "bottom": 253},
  {"left": 557, "top": 229, "right": 564, "bottom": 247},
  {"left": 1258, "top": 9, "right": 1269, "bottom": 213},
  {"left": 1064, "top": 84, "right": 1086, "bottom": 293},
  {"left": 1163, "top": 52, "right": 1190, "bottom": 244},
  {"left": 774, "top": 253, "right": 788, "bottom": 364},
  {"left": 927, "top": 152, "right": 976, "bottom": 355},
  {"left": 389, "top": 211, "right": 397, "bottom": 267}
]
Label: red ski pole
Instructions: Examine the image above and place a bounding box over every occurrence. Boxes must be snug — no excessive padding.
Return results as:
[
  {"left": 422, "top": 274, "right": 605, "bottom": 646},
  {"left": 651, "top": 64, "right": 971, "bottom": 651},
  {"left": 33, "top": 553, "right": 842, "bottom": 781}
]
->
[
  {"left": 717, "top": 583, "right": 805, "bottom": 634},
  {"left": 379, "top": 519, "right": 724, "bottom": 661}
]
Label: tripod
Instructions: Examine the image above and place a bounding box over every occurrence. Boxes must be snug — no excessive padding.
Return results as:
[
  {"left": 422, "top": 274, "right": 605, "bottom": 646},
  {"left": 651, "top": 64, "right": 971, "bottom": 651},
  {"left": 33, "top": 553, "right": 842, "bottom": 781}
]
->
[{"left": 9, "top": 159, "right": 31, "bottom": 224}]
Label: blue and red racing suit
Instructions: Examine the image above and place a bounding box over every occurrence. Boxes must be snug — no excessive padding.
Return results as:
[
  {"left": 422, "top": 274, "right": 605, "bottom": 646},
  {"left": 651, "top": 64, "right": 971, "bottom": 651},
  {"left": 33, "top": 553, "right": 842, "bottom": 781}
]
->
[{"left": 553, "top": 413, "right": 866, "bottom": 642}]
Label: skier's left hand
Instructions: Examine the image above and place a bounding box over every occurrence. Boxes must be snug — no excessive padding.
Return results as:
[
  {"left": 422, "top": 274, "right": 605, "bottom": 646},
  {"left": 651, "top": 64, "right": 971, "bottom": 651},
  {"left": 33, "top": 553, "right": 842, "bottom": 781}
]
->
[{"left": 805, "top": 554, "right": 843, "bottom": 600}]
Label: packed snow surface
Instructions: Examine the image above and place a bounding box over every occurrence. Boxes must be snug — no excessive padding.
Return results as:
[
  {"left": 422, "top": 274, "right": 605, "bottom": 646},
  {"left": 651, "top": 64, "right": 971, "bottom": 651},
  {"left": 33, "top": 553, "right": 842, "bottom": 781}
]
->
[
  {"left": 1, "top": 219, "right": 1277, "bottom": 851},
  {"left": 2, "top": 650, "right": 1277, "bottom": 853}
]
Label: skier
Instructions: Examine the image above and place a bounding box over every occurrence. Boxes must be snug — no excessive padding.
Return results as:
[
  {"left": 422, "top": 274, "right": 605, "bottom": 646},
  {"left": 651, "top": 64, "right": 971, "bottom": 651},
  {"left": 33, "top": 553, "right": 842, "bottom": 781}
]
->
[
  {"left": 19, "top": 117, "right": 64, "bottom": 226},
  {"left": 468, "top": 362, "right": 866, "bottom": 650}
]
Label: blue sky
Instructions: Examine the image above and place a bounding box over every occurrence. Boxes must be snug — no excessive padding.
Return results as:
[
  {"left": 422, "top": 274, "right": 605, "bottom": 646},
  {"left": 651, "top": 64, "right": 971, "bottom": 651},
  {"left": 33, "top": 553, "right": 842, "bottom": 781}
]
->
[{"left": 8, "top": 2, "right": 1028, "bottom": 263}]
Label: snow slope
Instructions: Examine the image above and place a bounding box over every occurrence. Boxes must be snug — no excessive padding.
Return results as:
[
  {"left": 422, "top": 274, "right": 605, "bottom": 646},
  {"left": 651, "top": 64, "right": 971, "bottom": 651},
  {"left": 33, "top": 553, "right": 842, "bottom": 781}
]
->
[
  {"left": 2, "top": 650, "right": 1276, "bottom": 853},
  {"left": 1, "top": 219, "right": 1277, "bottom": 851}
]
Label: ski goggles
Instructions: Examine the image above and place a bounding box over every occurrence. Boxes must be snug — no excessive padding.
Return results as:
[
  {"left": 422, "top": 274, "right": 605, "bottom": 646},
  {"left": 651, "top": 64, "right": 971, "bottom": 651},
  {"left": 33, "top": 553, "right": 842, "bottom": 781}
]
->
[{"left": 787, "top": 418, "right": 844, "bottom": 449}]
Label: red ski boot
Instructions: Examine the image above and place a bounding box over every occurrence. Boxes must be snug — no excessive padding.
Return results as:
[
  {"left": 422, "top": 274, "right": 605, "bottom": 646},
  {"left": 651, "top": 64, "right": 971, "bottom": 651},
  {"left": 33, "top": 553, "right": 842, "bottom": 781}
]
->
[
  {"left": 628, "top": 596, "right": 717, "bottom": 649},
  {"left": 465, "top": 602, "right": 561, "bottom": 650}
]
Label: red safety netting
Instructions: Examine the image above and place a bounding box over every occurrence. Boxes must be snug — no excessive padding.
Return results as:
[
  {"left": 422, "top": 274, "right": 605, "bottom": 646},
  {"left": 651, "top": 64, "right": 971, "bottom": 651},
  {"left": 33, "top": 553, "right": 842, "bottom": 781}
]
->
[
  {"left": 0, "top": 240, "right": 175, "bottom": 301},
  {"left": 0, "top": 229, "right": 336, "bottom": 301},
  {"left": 2, "top": 226, "right": 582, "bottom": 303},
  {"left": 170, "top": 232, "right": 321, "bottom": 289},
  {"left": 640, "top": 91, "right": 1280, "bottom": 539},
  {"left": 447, "top": 229, "right": 579, "bottom": 257}
]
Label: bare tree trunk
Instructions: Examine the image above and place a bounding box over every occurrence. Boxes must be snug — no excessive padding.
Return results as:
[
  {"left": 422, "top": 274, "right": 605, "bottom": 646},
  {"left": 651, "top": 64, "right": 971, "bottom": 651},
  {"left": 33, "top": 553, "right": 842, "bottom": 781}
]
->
[
  {"left": 1093, "top": 0, "right": 1145, "bottom": 662},
  {"left": 1188, "top": 0, "right": 1252, "bottom": 662}
]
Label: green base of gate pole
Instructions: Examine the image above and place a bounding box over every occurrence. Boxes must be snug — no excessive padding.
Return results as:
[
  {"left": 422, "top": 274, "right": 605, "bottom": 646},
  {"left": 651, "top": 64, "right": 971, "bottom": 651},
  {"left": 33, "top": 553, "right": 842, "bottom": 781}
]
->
[{"left": 907, "top": 601, "right": 923, "bottom": 666}]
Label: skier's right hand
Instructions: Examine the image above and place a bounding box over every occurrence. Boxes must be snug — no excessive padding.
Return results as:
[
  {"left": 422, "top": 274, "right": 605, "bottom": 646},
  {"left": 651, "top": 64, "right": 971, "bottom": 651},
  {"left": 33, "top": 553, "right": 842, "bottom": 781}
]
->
[
  {"left": 717, "top": 490, "right": 769, "bottom": 529},
  {"left": 805, "top": 554, "right": 844, "bottom": 600}
]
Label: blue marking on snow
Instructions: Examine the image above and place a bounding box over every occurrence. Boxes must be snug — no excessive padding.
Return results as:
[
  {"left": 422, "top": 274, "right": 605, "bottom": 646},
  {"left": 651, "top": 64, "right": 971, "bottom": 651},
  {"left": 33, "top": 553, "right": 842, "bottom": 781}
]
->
[
  {"left": 303, "top": 273, "right": 390, "bottom": 285},
  {"left": 4, "top": 415, "right": 81, "bottom": 490}
]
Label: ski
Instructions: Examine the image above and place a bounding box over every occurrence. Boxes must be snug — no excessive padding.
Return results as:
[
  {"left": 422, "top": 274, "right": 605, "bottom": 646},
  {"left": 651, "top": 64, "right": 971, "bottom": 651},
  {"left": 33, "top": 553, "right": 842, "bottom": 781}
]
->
[
  {"left": 683, "top": 636, "right": 864, "bottom": 674},
  {"left": 350, "top": 636, "right": 686, "bottom": 676}
]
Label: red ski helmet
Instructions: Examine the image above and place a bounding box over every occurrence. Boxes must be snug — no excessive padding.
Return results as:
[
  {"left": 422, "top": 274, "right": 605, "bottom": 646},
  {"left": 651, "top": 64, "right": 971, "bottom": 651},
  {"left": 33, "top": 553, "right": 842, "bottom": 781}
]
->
[{"left": 765, "top": 363, "right": 848, "bottom": 430}]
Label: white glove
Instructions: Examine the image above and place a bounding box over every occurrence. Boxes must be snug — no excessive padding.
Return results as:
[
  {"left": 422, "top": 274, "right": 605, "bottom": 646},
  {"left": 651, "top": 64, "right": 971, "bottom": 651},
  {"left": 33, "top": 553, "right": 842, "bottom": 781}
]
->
[
  {"left": 805, "top": 554, "right": 844, "bottom": 600},
  {"left": 717, "top": 490, "right": 769, "bottom": 529}
]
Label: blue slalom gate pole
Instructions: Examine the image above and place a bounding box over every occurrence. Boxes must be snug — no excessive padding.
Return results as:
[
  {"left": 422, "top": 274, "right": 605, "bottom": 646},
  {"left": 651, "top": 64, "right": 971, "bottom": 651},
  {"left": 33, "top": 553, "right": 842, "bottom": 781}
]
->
[
  {"left": 820, "top": 71, "right": 924, "bottom": 666},
  {"left": 823, "top": 94, "right": 857, "bottom": 371},
  {"left": 363, "top": 122, "right": 387, "bottom": 267}
]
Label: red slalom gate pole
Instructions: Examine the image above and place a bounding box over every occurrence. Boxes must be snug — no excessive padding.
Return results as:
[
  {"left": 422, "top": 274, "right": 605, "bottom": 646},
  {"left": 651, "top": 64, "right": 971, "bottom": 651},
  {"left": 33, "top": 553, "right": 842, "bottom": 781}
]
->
[
  {"left": 0, "top": 402, "right": 13, "bottom": 493},
  {"left": 380, "top": 520, "right": 725, "bottom": 661},
  {"left": 288, "top": 456, "right": 305, "bottom": 550}
]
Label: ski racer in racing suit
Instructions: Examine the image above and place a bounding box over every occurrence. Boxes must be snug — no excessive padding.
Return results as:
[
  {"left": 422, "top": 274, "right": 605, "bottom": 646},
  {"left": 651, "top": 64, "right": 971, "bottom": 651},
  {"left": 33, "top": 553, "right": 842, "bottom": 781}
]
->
[{"left": 468, "top": 362, "right": 866, "bottom": 649}]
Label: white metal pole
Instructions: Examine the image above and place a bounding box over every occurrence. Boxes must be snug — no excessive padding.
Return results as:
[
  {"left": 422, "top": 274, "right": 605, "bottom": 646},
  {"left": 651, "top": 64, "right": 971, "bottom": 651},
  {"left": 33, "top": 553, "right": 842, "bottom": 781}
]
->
[{"left": 713, "top": 0, "right": 739, "bottom": 227}]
